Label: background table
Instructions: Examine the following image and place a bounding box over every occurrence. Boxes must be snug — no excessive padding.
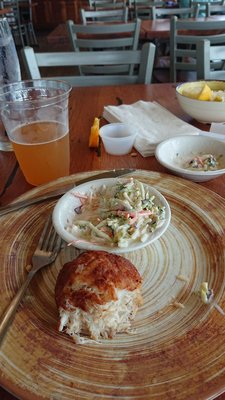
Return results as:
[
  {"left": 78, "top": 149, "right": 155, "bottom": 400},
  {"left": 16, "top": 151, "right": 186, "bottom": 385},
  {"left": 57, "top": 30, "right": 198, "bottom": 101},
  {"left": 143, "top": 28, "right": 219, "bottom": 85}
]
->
[
  {"left": 0, "top": 7, "right": 12, "bottom": 15},
  {"left": 141, "top": 15, "right": 225, "bottom": 39}
]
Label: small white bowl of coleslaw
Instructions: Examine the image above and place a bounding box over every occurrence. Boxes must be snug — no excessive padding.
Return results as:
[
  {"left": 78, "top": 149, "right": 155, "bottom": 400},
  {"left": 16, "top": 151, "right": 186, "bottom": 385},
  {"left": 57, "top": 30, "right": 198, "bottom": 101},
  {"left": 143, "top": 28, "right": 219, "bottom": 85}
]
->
[
  {"left": 52, "top": 177, "right": 171, "bottom": 254},
  {"left": 155, "top": 135, "right": 225, "bottom": 182}
]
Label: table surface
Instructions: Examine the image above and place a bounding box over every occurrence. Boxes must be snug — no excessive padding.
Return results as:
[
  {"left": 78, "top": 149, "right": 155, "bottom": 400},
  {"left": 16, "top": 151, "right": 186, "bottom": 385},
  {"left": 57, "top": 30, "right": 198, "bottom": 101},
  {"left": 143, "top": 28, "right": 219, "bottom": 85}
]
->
[
  {"left": 47, "top": 14, "right": 225, "bottom": 46},
  {"left": 46, "top": 19, "right": 148, "bottom": 45},
  {"left": 141, "top": 14, "right": 225, "bottom": 39},
  {"left": 0, "top": 82, "right": 224, "bottom": 400},
  {"left": 0, "top": 7, "right": 12, "bottom": 15}
]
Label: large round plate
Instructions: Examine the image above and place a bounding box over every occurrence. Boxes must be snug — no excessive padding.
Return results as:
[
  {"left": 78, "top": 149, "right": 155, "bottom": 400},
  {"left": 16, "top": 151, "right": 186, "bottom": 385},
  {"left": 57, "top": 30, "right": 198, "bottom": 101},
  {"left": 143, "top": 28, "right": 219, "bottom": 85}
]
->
[
  {"left": 0, "top": 170, "right": 225, "bottom": 400},
  {"left": 52, "top": 177, "right": 171, "bottom": 253}
]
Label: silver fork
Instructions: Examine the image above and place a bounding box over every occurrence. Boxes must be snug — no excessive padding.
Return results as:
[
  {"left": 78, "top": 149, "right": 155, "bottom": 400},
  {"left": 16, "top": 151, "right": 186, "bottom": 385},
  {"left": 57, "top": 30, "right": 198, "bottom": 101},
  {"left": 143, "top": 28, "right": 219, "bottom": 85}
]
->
[{"left": 0, "top": 216, "right": 62, "bottom": 343}]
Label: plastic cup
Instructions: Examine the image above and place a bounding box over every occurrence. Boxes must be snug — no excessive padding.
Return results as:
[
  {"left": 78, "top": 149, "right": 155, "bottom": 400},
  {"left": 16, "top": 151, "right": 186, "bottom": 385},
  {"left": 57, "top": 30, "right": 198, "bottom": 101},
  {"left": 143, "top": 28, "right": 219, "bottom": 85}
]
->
[
  {"left": 99, "top": 123, "right": 137, "bottom": 155},
  {"left": 0, "top": 79, "right": 72, "bottom": 186}
]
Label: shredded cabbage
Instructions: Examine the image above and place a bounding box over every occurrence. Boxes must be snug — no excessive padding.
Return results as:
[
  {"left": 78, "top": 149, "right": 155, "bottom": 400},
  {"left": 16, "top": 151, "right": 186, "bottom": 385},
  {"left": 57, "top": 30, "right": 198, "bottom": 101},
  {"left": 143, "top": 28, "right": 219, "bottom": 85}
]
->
[{"left": 67, "top": 178, "right": 165, "bottom": 248}]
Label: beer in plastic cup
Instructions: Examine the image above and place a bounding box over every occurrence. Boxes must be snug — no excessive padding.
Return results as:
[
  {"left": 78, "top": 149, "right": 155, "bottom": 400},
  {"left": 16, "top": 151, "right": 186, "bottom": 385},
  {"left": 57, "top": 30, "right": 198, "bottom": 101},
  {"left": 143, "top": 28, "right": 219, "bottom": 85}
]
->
[{"left": 0, "top": 79, "right": 71, "bottom": 186}]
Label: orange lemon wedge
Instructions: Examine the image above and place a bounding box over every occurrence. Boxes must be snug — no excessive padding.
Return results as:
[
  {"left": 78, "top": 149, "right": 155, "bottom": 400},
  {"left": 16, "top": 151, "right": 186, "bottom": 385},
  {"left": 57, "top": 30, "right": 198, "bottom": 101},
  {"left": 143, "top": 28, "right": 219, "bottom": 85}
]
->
[{"left": 89, "top": 117, "right": 100, "bottom": 148}]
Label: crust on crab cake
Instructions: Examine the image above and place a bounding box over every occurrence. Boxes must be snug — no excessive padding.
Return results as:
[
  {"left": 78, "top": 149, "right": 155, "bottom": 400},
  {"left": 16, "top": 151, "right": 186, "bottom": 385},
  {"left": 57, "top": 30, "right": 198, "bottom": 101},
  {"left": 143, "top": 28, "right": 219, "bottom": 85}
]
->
[{"left": 55, "top": 250, "right": 143, "bottom": 343}]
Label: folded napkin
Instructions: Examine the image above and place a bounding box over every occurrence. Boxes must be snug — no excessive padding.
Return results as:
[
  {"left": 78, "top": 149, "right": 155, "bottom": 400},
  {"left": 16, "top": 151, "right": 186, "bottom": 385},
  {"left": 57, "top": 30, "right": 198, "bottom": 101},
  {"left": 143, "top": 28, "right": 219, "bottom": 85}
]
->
[{"left": 103, "top": 100, "right": 200, "bottom": 157}]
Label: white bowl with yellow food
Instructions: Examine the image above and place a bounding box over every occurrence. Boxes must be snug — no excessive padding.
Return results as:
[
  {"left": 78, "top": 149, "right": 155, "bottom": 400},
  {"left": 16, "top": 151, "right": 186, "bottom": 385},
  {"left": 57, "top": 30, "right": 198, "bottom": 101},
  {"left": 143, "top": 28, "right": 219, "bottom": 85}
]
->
[
  {"left": 176, "top": 80, "right": 225, "bottom": 123},
  {"left": 155, "top": 135, "right": 225, "bottom": 182}
]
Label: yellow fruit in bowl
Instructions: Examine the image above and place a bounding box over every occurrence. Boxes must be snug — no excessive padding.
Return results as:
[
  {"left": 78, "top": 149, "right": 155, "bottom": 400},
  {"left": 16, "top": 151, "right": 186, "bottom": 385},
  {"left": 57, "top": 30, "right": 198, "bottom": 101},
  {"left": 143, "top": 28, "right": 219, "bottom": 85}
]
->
[
  {"left": 197, "top": 84, "right": 213, "bottom": 101},
  {"left": 182, "top": 83, "right": 213, "bottom": 101},
  {"left": 182, "top": 86, "right": 202, "bottom": 99},
  {"left": 214, "top": 95, "right": 223, "bottom": 102}
]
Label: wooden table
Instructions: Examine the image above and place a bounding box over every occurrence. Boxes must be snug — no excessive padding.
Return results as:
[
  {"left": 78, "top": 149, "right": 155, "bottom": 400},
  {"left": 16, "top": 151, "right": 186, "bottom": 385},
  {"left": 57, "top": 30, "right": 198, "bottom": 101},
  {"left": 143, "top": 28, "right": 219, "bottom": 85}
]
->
[
  {"left": 141, "top": 17, "right": 172, "bottom": 39},
  {"left": 1, "top": 83, "right": 225, "bottom": 203},
  {"left": 0, "top": 83, "right": 225, "bottom": 400},
  {"left": 47, "top": 19, "right": 148, "bottom": 46},
  {"left": 141, "top": 15, "right": 225, "bottom": 39},
  {"left": 0, "top": 7, "right": 12, "bottom": 15},
  {"left": 47, "top": 15, "right": 225, "bottom": 47}
]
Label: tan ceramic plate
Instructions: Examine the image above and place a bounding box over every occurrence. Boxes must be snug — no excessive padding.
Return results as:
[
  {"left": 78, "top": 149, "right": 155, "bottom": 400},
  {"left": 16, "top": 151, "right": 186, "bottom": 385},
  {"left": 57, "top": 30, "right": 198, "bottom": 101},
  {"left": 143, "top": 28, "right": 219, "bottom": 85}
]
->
[{"left": 0, "top": 170, "right": 225, "bottom": 400}]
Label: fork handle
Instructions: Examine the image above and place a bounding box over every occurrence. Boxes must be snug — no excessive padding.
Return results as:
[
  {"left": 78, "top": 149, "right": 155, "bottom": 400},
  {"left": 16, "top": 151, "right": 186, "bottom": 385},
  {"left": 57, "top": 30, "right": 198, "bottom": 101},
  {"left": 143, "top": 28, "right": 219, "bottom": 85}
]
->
[{"left": 0, "top": 268, "right": 34, "bottom": 343}]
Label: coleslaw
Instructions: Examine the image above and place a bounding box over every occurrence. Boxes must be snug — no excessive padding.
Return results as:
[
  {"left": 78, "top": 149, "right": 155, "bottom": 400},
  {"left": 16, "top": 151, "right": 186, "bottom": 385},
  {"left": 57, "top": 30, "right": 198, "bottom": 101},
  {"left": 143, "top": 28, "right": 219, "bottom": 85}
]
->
[
  {"left": 186, "top": 153, "right": 221, "bottom": 171},
  {"left": 66, "top": 178, "right": 166, "bottom": 248}
]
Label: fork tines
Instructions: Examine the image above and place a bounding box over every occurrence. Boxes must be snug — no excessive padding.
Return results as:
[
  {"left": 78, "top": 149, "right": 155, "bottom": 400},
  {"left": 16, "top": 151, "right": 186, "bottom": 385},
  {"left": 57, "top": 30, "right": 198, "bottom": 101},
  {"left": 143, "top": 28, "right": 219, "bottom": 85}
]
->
[{"left": 38, "top": 215, "right": 62, "bottom": 253}]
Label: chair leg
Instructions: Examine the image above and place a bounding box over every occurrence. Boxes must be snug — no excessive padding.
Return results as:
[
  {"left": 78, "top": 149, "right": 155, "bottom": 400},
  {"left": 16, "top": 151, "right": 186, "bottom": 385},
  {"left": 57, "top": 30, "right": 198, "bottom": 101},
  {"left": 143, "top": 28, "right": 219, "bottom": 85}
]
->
[
  {"left": 21, "top": 25, "right": 30, "bottom": 46},
  {"left": 12, "top": 26, "right": 25, "bottom": 47},
  {"left": 27, "top": 22, "right": 38, "bottom": 46}
]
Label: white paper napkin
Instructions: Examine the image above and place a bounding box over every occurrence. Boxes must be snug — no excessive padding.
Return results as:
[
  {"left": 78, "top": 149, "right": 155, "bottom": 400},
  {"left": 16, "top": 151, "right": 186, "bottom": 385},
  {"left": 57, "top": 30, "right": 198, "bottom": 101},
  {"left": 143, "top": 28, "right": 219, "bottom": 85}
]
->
[{"left": 103, "top": 100, "right": 200, "bottom": 157}]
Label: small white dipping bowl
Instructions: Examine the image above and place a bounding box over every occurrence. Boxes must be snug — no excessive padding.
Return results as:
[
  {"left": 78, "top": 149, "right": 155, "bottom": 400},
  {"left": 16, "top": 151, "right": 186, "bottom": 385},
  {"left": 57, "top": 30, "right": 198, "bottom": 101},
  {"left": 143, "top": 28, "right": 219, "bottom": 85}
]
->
[
  {"left": 99, "top": 123, "right": 137, "bottom": 155},
  {"left": 176, "top": 80, "right": 225, "bottom": 123},
  {"left": 155, "top": 135, "right": 225, "bottom": 182}
]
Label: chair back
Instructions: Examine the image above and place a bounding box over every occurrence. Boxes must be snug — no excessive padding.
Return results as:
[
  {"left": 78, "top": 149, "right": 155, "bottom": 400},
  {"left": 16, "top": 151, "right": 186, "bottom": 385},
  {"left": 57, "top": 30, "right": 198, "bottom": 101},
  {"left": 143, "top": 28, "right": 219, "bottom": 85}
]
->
[
  {"left": 196, "top": 38, "right": 225, "bottom": 79},
  {"left": 152, "top": 4, "right": 200, "bottom": 19},
  {"left": 133, "top": 0, "right": 164, "bottom": 19},
  {"left": 80, "top": 7, "right": 128, "bottom": 23},
  {"left": 19, "top": 0, "right": 38, "bottom": 45},
  {"left": 67, "top": 19, "right": 141, "bottom": 74},
  {"left": 89, "top": 0, "right": 115, "bottom": 7},
  {"left": 67, "top": 19, "right": 141, "bottom": 52},
  {"left": 189, "top": 0, "right": 207, "bottom": 17},
  {"left": 92, "top": 0, "right": 126, "bottom": 10},
  {"left": 206, "top": 3, "right": 225, "bottom": 16},
  {"left": 21, "top": 42, "right": 156, "bottom": 86},
  {"left": 170, "top": 15, "right": 225, "bottom": 82},
  {"left": 189, "top": 0, "right": 225, "bottom": 17}
]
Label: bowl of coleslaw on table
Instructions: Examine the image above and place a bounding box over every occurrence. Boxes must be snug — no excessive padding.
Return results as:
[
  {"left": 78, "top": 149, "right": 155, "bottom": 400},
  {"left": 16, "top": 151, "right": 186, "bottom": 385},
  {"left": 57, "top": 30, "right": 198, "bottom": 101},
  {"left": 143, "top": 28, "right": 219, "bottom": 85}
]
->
[
  {"left": 155, "top": 135, "right": 225, "bottom": 182},
  {"left": 52, "top": 177, "right": 171, "bottom": 254}
]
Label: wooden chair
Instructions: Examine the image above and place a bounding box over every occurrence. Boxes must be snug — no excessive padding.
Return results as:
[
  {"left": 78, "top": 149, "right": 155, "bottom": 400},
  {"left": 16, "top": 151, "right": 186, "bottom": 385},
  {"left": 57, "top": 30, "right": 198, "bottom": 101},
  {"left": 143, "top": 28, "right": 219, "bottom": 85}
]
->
[
  {"left": 66, "top": 19, "right": 141, "bottom": 74},
  {"left": 196, "top": 38, "right": 225, "bottom": 79},
  {"left": 67, "top": 20, "right": 141, "bottom": 53},
  {"left": 92, "top": 0, "right": 126, "bottom": 10},
  {"left": 188, "top": 0, "right": 208, "bottom": 17},
  {"left": 170, "top": 15, "right": 225, "bottom": 82},
  {"left": 132, "top": 0, "right": 164, "bottom": 20},
  {"left": 80, "top": 7, "right": 128, "bottom": 24},
  {"left": 88, "top": 0, "right": 116, "bottom": 7},
  {"left": 1, "top": 0, "right": 29, "bottom": 46},
  {"left": 152, "top": 4, "right": 199, "bottom": 83},
  {"left": 151, "top": 4, "right": 200, "bottom": 19},
  {"left": 19, "top": 0, "right": 38, "bottom": 45},
  {"left": 20, "top": 42, "right": 156, "bottom": 86},
  {"left": 189, "top": 0, "right": 225, "bottom": 17},
  {"left": 206, "top": 3, "right": 225, "bottom": 16}
]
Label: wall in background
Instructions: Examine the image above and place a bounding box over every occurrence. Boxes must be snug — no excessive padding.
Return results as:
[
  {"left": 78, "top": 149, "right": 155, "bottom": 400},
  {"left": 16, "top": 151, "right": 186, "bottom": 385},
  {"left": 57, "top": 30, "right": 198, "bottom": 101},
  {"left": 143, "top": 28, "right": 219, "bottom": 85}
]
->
[{"left": 33, "top": 0, "right": 88, "bottom": 30}]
